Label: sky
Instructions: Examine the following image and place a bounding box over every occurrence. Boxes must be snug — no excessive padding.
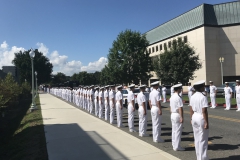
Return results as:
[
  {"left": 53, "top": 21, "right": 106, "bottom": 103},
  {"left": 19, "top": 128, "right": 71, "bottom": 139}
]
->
[{"left": 0, "top": 0, "right": 234, "bottom": 76}]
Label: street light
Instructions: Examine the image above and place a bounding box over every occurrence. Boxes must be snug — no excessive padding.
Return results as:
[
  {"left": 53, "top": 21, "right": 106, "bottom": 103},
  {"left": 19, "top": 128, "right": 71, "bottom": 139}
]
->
[
  {"left": 35, "top": 71, "right": 38, "bottom": 98},
  {"left": 29, "top": 49, "right": 36, "bottom": 111},
  {"left": 219, "top": 57, "right": 224, "bottom": 84}
]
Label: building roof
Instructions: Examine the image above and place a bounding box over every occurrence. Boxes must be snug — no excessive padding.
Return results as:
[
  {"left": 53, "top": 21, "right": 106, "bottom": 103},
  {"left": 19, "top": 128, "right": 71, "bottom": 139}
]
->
[{"left": 145, "top": 1, "right": 240, "bottom": 45}]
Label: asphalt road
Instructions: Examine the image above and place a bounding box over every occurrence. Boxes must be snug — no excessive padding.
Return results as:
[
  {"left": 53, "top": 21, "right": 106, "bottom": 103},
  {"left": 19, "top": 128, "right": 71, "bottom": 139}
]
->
[{"left": 57, "top": 96, "right": 240, "bottom": 160}]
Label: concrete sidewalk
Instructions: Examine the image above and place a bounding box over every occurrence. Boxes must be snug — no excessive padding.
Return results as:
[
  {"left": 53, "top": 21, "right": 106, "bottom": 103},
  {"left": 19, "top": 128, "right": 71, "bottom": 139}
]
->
[{"left": 40, "top": 93, "right": 180, "bottom": 160}]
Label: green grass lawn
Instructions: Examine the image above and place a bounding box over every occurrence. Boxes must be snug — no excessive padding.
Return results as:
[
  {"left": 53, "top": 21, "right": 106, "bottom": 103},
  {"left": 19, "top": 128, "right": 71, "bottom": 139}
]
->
[
  {"left": 166, "top": 95, "right": 237, "bottom": 105},
  {"left": 0, "top": 95, "right": 48, "bottom": 160}
]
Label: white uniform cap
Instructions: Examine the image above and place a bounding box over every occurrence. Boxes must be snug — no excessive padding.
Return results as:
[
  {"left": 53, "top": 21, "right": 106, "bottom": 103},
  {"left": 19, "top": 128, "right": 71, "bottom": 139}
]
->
[
  {"left": 128, "top": 84, "right": 135, "bottom": 88},
  {"left": 105, "top": 85, "right": 109, "bottom": 88},
  {"left": 172, "top": 84, "right": 182, "bottom": 88},
  {"left": 150, "top": 81, "right": 159, "bottom": 86},
  {"left": 225, "top": 82, "right": 228, "bottom": 84},
  {"left": 139, "top": 84, "right": 146, "bottom": 88},
  {"left": 117, "top": 85, "right": 123, "bottom": 89},
  {"left": 188, "top": 82, "right": 191, "bottom": 84},
  {"left": 95, "top": 86, "right": 99, "bottom": 89},
  {"left": 193, "top": 80, "right": 205, "bottom": 86},
  {"left": 209, "top": 81, "right": 213, "bottom": 83},
  {"left": 236, "top": 80, "right": 239, "bottom": 82}
]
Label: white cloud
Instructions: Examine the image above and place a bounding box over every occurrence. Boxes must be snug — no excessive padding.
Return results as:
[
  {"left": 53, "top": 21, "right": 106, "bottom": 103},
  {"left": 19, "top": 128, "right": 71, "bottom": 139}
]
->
[{"left": 0, "top": 41, "right": 107, "bottom": 76}]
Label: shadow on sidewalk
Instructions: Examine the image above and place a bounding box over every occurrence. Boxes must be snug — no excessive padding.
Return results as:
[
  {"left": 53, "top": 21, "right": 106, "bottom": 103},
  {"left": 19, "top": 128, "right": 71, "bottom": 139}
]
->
[{"left": 44, "top": 123, "right": 129, "bottom": 160}]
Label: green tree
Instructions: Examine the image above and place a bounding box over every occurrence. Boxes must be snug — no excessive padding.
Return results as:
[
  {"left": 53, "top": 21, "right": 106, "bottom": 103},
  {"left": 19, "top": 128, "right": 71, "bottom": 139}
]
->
[
  {"left": 153, "top": 38, "right": 202, "bottom": 84},
  {"left": 107, "top": 29, "right": 152, "bottom": 84},
  {"left": 51, "top": 72, "right": 67, "bottom": 85},
  {"left": 12, "top": 49, "right": 53, "bottom": 84},
  {"left": 100, "top": 66, "right": 112, "bottom": 85}
]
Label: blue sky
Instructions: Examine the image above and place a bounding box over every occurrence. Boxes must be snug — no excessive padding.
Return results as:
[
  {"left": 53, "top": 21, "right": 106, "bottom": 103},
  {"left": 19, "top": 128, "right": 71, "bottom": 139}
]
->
[{"left": 0, "top": 0, "right": 233, "bottom": 75}]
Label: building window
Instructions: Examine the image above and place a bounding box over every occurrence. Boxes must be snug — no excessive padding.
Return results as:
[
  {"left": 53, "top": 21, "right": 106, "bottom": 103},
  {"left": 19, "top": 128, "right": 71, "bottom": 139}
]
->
[
  {"left": 156, "top": 46, "right": 158, "bottom": 52},
  {"left": 164, "top": 43, "right": 167, "bottom": 50},
  {"left": 184, "top": 36, "right": 188, "bottom": 43},
  {"left": 152, "top": 47, "right": 154, "bottom": 53},
  {"left": 178, "top": 37, "right": 182, "bottom": 43},
  {"left": 160, "top": 44, "right": 162, "bottom": 51},
  {"left": 168, "top": 41, "right": 171, "bottom": 48},
  {"left": 149, "top": 48, "right": 151, "bottom": 53}
]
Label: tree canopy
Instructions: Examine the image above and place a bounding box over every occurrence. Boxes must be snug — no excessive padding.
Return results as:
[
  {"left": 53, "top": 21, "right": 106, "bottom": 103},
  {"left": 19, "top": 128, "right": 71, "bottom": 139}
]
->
[
  {"left": 153, "top": 38, "right": 202, "bottom": 85},
  {"left": 107, "top": 29, "right": 152, "bottom": 84},
  {"left": 12, "top": 49, "right": 53, "bottom": 84}
]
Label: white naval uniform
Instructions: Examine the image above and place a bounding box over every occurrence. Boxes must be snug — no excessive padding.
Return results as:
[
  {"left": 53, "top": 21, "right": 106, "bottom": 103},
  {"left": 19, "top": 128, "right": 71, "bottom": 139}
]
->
[
  {"left": 170, "top": 93, "right": 183, "bottom": 150},
  {"left": 190, "top": 92, "right": 209, "bottom": 160},
  {"left": 109, "top": 90, "right": 115, "bottom": 124},
  {"left": 87, "top": 90, "right": 90, "bottom": 112},
  {"left": 224, "top": 87, "right": 232, "bottom": 110},
  {"left": 236, "top": 85, "right": 240, "bottom": 111},
  {"left": 89, "top": 89, "right": 94, "bottom": 114},
  {"left": 115, "top": 91, "right": 123, "bottom": 127},
  {"left": 127, "top": 90, "right": 135, "bottom": 131},
  {"left": 188, "top": 86, "right": 194, "bottom": 104},
  {"left": 99, "top": 91, "right": 104, "bottom": 118},
  {"left": 94, "top": 90, "right": 99, "bottom": 116},
  {"left": 104, "top": 90, "right": 109, "bottom": 121},
  {"left": 149, "top": 89, "right": 163, "bottom": 142},
  {"left": 137, "top": 91, "right": 147, "bottom": 136},
  {"left": 162, "top": 87, "right": 167, "bottom": 103},
  {"left": 209, "top": 85, "right": 217, "bottom": 108},
  {"left": 171, "top": 87, "right": 174, "bottom": 97}
]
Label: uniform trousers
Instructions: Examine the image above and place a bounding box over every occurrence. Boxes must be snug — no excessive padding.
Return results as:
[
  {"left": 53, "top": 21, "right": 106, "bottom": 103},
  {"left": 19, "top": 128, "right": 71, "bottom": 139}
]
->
[
  {"left": 162, "top": 92, "right": 166, "bottom": 103},
  {"left": 87, "top": 98, "right": 90, "bottom": 112},
  {"left": 192, "top": 113, "right": 209, "bottom": 160},
  {"left": 171, "top": 113, "right": 183, "bottom": 149},
  {"left": 80, "top": 96, "right": 83, "bottom": 108},
  {"left": 84, "top": 98, "right": 87, "bottom": 110},
  {"left": 151, "top": 106, "right": 162, "bottom": 142},
  {"left": 236, "top": 94, "right": 240, "bottom": 110},
  {"left": 95, "top": 99, "right": 99, "bottom": 116},
  {"left": 138, "top": 106, "right": 147, "bottom": 136},
  {"left": 105, "top": 100, "right": 109, "bottom": 120},
  {"left": 99, "top": 102, "right": 103, "bottom": 118},
  {"left": 225, "top": 94, "right": 231, "bottom": 109},
  {"left": 210, "top": 93, "right": 216, "bottom": 108},
  {"left": 109, "top": 101, "right": 115, "bottom": 124},
  {"left": 128, "top": 104, "right": 135, "bottom": 131},
  {"left": 116, "top": 102, "right": 123, "bottom": 127},
  {"left": 188, "top": 93, "right": 192, "bottom": 104},
  {"left": 90, "top": 100, "right": 94, "bottom": 114}
]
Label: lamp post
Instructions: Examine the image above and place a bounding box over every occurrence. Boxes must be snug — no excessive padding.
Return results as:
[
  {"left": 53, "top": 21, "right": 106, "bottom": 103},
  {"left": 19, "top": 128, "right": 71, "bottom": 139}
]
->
[
  {"left": 219, "top": 57, "right": 224, "bottom": 84},
  {"left": 35, "top": 71, "right": 38, "bottom": 98},
  {"left": 29, "top": 49, "right": 36, "bottom": 111}
]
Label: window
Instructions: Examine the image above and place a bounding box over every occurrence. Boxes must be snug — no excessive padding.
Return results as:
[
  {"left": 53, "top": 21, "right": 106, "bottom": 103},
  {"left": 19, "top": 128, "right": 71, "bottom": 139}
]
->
[
  {"left": 149, "top": 48, "right": 151, "bottom": 54},
  {"left": 156, "top": 46, "right": 158, "bottom": 52},
  {"left": 178, "top": 37, "right": 182, "bottom": 43},
  {"left": 184, "top": 36, "right": 188, "bottom": 43},
  {"left": 164, "top": 43, "right": 167, "bottom": 50},
  {"left": 152, "top": 47, "right": 154, "bottom": 53},
  {"left": 160, "top": 44, "right": 162, "bottom": 51},
  {"left": 168, "top": 41, "right": 171, "bottom": 48}
]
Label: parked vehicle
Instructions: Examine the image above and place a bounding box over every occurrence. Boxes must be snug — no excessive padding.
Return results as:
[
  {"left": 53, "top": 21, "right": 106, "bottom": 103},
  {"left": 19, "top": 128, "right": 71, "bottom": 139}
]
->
[{"left": 216, "top": 82, "right": 236, "bottom": 97}]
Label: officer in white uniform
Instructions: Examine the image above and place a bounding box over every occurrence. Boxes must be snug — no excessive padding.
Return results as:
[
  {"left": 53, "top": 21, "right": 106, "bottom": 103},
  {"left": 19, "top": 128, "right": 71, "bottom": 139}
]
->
[
  {"left": 190, "top": 80, "right": 209, "bottom": 160},
  {"left": 127, "top": 84, "right": 137, "bottom": 132},
  {"left": 178, "top": 82, "right": 183, "bottom": 98},
  {"left": 109, "top": 85, "right": 116, "bottom": 124},
  {"left": 162, "top": 84, "right": 167, "bottom": 103},
  {"left": 224, "top": 82, "right": 233, "bottom": 110},
  {"left": 89, "top": 85, "right": 94, "bottom": 114},
  {"left": 104, "top": 85, "right": 110, "bottom": 121},
  {"left": 170, "top": 84, "right": 185, "bottom": 151},
  {"left": 236, "top": 80, "right": 240, "bottom": 112},
  {"left": 94, "top": 87, "right": 99, "bottom": 116},
  {"left": 209, "top": 81, "right": 217, "bottom": 109},
  {"left": 188, "top": 82, "right": 194, "bottom": 106},
  {"left": 137, "top": 84, "right": 149, "bottom": 137},
  {"left": 170, "top": 83, "right": 174, "bottom": 97},
  {"left": 115, "top": 85, "right": 124, "bottom": 128},
  {"left": 99, "top": 87, "right": 104, "bottom": 118},
  {"left": 149, "top": 81, "right": 164, "bottom": 143}
]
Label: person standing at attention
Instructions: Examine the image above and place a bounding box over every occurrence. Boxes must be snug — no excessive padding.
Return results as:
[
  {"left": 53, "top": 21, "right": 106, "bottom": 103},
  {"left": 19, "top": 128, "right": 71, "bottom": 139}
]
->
[
  {"left": 190, "top": 80, "right": 209, "bottom": 160},
  {"left": 109, "top": 85, "right": 116, "bottom": 124},
  {"left": 104, "top": 85, "right": 110, "bottom": 121},
  {"left": 188, "top": 82, "right": 194, "bottom": 106},
  {"left": 94, "top": 87, "right": 99, "bottom": 116},
  {"left": 224, "top": 82, "right": 232, "bottom": 110},
  {"left": 162, "top": 84, "right": 167, "bottom": 103},
  {"left": 127, "top": 84, "right": 137, "bottom": 132},
  {"left": 209, "top": 81, "right": 217, "bottom": 109},
  {"left": 236, "top": 80, "right": 240, "bottom": 112},
  {"left": 170, "top": 84, "right": 185, "bottom": 151},
  {"left": 115, "top": 85, "right": 124, "bottom": 128},
  {"left": 149, "top": 81, "right": 165, "bottom": 143}
]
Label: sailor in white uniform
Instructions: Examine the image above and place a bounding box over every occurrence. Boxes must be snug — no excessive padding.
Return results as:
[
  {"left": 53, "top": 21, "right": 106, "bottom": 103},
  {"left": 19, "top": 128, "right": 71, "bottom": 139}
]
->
[
  {"left": 170, "top": 84, "right": 185, "bottom": 151},
  {"left": 94, "top": 87, "right": 99, "bottom": 116},
  {"left": 104, "top": 85, "right": 110, "bottom": 121},
  {"left": 127, "top": 84, "right": 137, "bottom": 132},
  {"left": 224, "top": 82, "right": 232, "bottom": 110},
  {"left": 162, "top": 84, "right": 167, "bottom": 103},
  {"left": 190, "top": 80, "right": 209, "bottom": 160},
  {"left": 188, "top": 82, "right": 194, "bottom": 106},
  {"left": 236, "top": 80, "right": 240, "bottom": 112},
  {"left": 137, "top": 84, "right": 149, "bottom": 137},
  {"left": 109, "top": 85, "right": 116, "bottom": 124},
  {"left": 99, "top": 87, "right": 104, "bottom": 118},
  {"left": 149, "top": 81, "right": 165, "bottom": 143},
  {"left": 209, "top": 81, "right": 217, "bottom": 109},
  {"left": 89, "top": 85, "right": 94, "bottom": 114},
  {"left": 115, "top": 85, "right": 124, "bottom": 128}
]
